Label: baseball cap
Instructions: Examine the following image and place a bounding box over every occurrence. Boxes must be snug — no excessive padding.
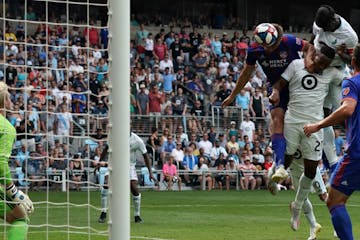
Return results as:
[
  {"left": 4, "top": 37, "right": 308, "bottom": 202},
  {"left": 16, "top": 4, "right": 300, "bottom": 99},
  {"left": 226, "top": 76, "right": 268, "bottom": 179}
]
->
[
  {"left": 244, "top": 156, "right": 251, "bottom": 161},
  {"left": 139, "top": 84, "right": 146, "bottom": 88},
  {"left": 153, "top": 64, "right": 159, "bottom": 68},
  {"left": 230, "top": 121, "right": 236, "bottom": 125},
  {"left": 228, "top": 156, "right": 235, "bottom": 161}
]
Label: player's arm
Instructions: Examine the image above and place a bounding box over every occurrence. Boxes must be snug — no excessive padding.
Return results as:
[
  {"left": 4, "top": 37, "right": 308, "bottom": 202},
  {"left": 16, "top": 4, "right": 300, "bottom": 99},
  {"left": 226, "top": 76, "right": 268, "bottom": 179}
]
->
[
  {"left": 336, "top": 44, "right": 352, "bottom": 65},
  {"left": 304, "top": 98, "right": 356, "bottom": 137},
  {"left": 221, "top": 64, "right": 255, "bottom": 108},
  {"left": 143, "top": 152, "right": 156, "bottom": 182},
  {"left": 268, "top": 77, "right": 288, "bottom": 106}
]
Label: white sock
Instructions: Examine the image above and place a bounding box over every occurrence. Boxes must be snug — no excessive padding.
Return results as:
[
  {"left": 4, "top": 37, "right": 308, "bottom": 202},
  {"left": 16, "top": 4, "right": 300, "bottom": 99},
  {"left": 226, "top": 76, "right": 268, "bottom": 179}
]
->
[
  {"left": 101, "top": 188, "right": 109, "bottom": 212},
  {"left": 323, "top": 127, "right": 338, "bottom": 166},
  {"left": 303, "top": 198, "right": 316, "bottom": 228},
  {"left": 133, "top": 193, "right": 141, "bottom": 217},
  {"left": 312, "top": 167, "right": 326, "bottom": 195},
  {"left": 294, "top": 173, "right": 313, "bottom": 209}
]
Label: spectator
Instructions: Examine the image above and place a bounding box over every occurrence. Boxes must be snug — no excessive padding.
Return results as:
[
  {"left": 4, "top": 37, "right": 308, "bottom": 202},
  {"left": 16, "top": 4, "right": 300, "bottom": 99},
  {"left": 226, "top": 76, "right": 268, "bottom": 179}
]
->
[
  {"left": 15, "top": 144, "right": 30, "bottom": 186},
  {"left": 162, "top": 67, "right": 175, "bottom": 94},
  {"left": 239, "top": 156, "right": 257, "bottom": 190},
  {"left": 334, "top": 129, "right": 344, "bottom": 156},
  {"left": 240, "top": 114, "right": 255, "bottom": 142},
  {"left": 171, "top": 141, "right": 184, "bottom": 168},
  {"left": 71, "top": 86, "right": 87, "bottom": 113},
  {"left": 197, "top": 133, "right": 212, "bottom": 158},
  {"left": 153, "top": 37, "right": 167, "bottom": 61},
  {"left": 26, "top": 152, "right": 46, "bottom": 191},
  {"left": 226, "top": 135, "right": 240, "bottom": 154},
  {"left": 182, "top": 146, "right": 198, "bottom": 185},
  {"left": 210, "top": 140, "right": 228, "bottom": 164},
  {"left": 188, "top": 100, "right": 205, "bottom": 134},
  {"left": 250, "top": 87, "right": 266, "bottom": 122},
  {"left": 54, "top": 103, "right": 73, "bottom": 143},
  {"left": 226, "top": 157, "right": 239, "bottom": 190},
  {"left": 235, "top": 89, "right": 250, "bottom": 116},
  {"left": 213, "top": 153, "right": 227, "bottom": 190},
  {"left": 159, "top": 54, "right": 174, "bottom": 73},
  {"left": 193, "top": 156, "right": 212, "bottom": 190},
  {"left": 160, "top": 135, "right": 176, "bottom": 166},
  {"left": 171, "top": 87, "right": 187, "bottom": 129},
  {"left": 162, "top": 155, "right": 182, "bottom": 191},
  {"left": 69, "top": 154, "right": 84, "bottom": 191}
]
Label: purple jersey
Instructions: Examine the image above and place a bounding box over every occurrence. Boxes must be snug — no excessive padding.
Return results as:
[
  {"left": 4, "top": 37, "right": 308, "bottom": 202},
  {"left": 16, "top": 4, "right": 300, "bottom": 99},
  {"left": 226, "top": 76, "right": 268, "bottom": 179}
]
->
[
  {"left": 331, "top": 73, "right": 360, "bottom": 196},
  {"left": 341, "top": 74, "right": 360, "bottom": 159},
  {"left": 246, "top": 34, "right": 304, "bottom": 86}
]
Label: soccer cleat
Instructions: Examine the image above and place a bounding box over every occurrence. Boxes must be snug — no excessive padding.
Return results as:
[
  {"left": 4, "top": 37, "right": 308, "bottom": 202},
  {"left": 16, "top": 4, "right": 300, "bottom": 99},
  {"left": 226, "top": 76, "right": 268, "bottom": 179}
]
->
[
  {"left": 267, "top": 180, "right": 278, "bottom": 196},
  {"left": 135, "top": 215, "right": 143, "bottom": 223},
  {"left": 290, "top": 201, "right": 301, "bottom": 231},
  {"left": 98, "top": 212, "right": 107, "bottom": 223},
  {"left": 272, "top": 166, "right": 289, "bottom": 183},
  {"left": 334, "top": 230, "right": 339, "bottom": 238},
  {"left": 308, "top": 223, "right": 322, "bottom": 240}
]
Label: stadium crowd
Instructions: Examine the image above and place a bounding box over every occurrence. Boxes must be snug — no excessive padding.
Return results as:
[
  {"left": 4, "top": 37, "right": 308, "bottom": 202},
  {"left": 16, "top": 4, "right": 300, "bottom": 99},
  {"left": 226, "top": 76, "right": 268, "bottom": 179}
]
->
[
  {"left": 0, "top": 3, "right": 346, "bottom": 191},
  {"left": 129, "top": 21, "right": 347, "bottom": 190},
  {"left": 0, "top": 3, "right": 110, "bottom": 190}
]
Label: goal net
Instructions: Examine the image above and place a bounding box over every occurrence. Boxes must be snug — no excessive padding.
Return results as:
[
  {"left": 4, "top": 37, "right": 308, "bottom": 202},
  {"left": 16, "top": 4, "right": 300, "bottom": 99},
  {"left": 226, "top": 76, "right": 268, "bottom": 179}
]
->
[{"left": 0, "top": 0, "right": 112, "bottom": 239}]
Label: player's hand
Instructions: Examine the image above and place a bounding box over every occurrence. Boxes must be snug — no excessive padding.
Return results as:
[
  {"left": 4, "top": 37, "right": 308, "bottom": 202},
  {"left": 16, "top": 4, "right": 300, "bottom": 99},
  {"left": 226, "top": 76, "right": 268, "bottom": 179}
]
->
[
  {"left": 268, "top": 89, "right": 280, "bottom": 106},
  {"left": 336, "top": 43, "right": 347, "bottom": 55},
  {"left": 149, "top": 173, "right": 158, "bottom": 184},
  {"left": 303, "top": 123, "right": 320, "bottom": 137},
  {"left": 221, "top": 94, "right": 235, "bottom": 108},
  {"left": 6, "top": 184, "right": 34, "bottom": 214}
]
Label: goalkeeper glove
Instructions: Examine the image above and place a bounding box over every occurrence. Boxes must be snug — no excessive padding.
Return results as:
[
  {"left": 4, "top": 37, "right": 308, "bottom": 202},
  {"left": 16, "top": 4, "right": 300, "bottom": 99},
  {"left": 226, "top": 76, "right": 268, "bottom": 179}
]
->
[{"left": 6, "top": 184, "right": 34, "bottom": 214}]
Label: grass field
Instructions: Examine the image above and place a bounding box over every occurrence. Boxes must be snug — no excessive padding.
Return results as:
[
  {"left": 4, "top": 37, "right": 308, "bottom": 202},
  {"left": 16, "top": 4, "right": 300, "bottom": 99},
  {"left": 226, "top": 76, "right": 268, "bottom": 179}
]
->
[{"left": 3, "top": 190, "right": 360, "bottom": 239}]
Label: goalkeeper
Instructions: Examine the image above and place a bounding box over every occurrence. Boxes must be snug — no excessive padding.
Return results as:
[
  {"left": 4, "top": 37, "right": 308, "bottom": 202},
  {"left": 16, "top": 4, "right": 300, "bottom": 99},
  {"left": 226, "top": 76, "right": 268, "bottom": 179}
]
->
[{"left": 0, "top": 81, "right": 34, "bottom": 240}]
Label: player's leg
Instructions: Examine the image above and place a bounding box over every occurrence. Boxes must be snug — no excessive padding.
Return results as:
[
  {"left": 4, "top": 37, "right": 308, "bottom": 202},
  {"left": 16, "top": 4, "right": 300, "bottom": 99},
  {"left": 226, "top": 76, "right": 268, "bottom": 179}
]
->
[
  {"left": 0, "top": 186, "right": 29, "bottom": 240},
  {"left": 327, "top": 156, "right": 356, "bottom": 239},
  {"left": 98, "top": 174, "right": 108, "bottom": 223},
  {"left": 323, "top": 79, "right": 343, "bottom": 175},
  {"left": 270, "top": 87, "right": 289, "bottom": 182},
  {"left": 5, "top": 206, "right": 29, "bottom": 240},
  {"left": 327, "top": 187, "right": 352, "bottom": 240},
  {"left": 270, "top": 108, "right": 287, "bottom": 179},
  {"left": 130, "top": 165, "right": 142, "bottom": 223}
]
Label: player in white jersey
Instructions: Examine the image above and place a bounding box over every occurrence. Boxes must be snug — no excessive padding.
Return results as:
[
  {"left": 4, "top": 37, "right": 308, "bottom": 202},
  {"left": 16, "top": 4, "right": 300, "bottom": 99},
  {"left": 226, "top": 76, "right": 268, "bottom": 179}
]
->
[
  {"left": 130, "top": 132, "right": 156, "bottom": 223},
  {"left": 270, "top": 45, "right": 342, "bottom": 231},
  {"left": 97, "top": 132, "right": 156, "bottom": 224},
  {"left": 311, "top": 5, "right": 358, "bottom": 173}
]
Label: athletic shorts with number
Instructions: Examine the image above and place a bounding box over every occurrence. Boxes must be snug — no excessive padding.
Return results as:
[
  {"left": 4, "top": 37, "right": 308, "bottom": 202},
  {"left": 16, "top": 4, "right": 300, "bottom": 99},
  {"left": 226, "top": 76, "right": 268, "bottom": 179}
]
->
[
  {"left": 284, "top": 122, "right": 323, "bottom": 161},
  {"left": 0, "top": 186, "right": 16, "bottom": 217},
  {"left": 130, "top": 165, "right": 138, "bottom": 181},
  {"left": 331, "top": 155, "right": 360, "bottom": 196}
]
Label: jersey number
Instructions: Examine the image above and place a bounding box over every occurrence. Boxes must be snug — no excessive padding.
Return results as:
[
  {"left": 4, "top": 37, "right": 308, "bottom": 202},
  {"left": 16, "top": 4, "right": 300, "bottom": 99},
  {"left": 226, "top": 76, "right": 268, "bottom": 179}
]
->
[
  {"left": 314, "top": 140, "right": 321, "bottom": 152},
  {"left": 301, "top": 75, "right": 318, "bottom": 90}
]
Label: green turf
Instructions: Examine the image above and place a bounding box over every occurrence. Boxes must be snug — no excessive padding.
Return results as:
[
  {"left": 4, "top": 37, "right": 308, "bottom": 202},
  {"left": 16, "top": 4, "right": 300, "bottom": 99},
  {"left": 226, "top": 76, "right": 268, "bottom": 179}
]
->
[{"left": 2, "top": 190, "right": 360, "bottom": 239}]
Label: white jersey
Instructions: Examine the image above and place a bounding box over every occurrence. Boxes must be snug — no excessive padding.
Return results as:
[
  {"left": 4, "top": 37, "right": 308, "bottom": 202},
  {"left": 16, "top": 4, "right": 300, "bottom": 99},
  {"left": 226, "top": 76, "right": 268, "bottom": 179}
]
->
[
  {"left": 313, "top": 15, "right": 358, "bottom": 68},
  {"left": 282, "top": 59, "right": 343, "bottom": 123},
  {"left": 130, "top": 132, "right": 147, "bottom": 166}
]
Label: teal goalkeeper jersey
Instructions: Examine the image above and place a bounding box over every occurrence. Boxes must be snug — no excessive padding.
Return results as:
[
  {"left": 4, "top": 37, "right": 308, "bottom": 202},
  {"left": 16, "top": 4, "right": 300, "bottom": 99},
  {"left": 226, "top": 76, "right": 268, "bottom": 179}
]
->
[{"left": 0, "top": 114, "right": 16, "bottom": 185}]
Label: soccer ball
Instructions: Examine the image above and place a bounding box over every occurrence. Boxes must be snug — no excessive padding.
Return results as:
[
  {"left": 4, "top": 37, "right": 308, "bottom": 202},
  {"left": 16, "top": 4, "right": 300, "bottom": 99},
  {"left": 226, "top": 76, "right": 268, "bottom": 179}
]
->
[{"left": 253, "top": 23, "right": 278, "bottom": 46}]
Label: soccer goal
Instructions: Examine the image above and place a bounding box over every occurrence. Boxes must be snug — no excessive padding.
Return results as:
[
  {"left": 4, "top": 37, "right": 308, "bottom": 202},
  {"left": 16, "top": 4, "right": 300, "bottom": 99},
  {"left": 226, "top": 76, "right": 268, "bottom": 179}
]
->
[{"left": 0, "top": 0, "right": 129, "bottom": 239}]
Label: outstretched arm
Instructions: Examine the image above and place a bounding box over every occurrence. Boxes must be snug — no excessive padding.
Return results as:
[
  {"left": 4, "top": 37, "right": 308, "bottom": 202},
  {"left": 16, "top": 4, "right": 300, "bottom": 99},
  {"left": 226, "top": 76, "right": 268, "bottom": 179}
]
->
[
  {"left": 221, "top": 64, "right": 255, "bottom": 108},
  {"left": 303, "top": 98, "right": 356, "bottom": 137}
]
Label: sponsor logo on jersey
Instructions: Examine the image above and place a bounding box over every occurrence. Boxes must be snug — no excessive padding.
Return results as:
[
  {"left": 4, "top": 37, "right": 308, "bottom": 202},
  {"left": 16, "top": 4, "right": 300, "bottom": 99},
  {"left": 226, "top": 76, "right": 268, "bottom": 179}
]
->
[
  {"left": 343, "top": 87, "right": 350, "bottom": 96},
  {"left": 341, "top": 180, "right": 348, "bottom": 186}
]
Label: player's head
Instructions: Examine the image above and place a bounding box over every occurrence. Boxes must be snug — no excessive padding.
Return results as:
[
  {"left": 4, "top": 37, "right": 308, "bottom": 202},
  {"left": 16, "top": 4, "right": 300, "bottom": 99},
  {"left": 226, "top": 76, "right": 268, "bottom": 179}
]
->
[
  {"left": 315, "top": 5, "right": 336, "bottom": 31},
  {"left": 352, "top": 43, "right": 360, "bottom": 71},
  {"left": 0, "top": 82, "right": 11, "bottom": 110},
  {"left": 313, "top": 44, "right": 335, "bottom": 72}
]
